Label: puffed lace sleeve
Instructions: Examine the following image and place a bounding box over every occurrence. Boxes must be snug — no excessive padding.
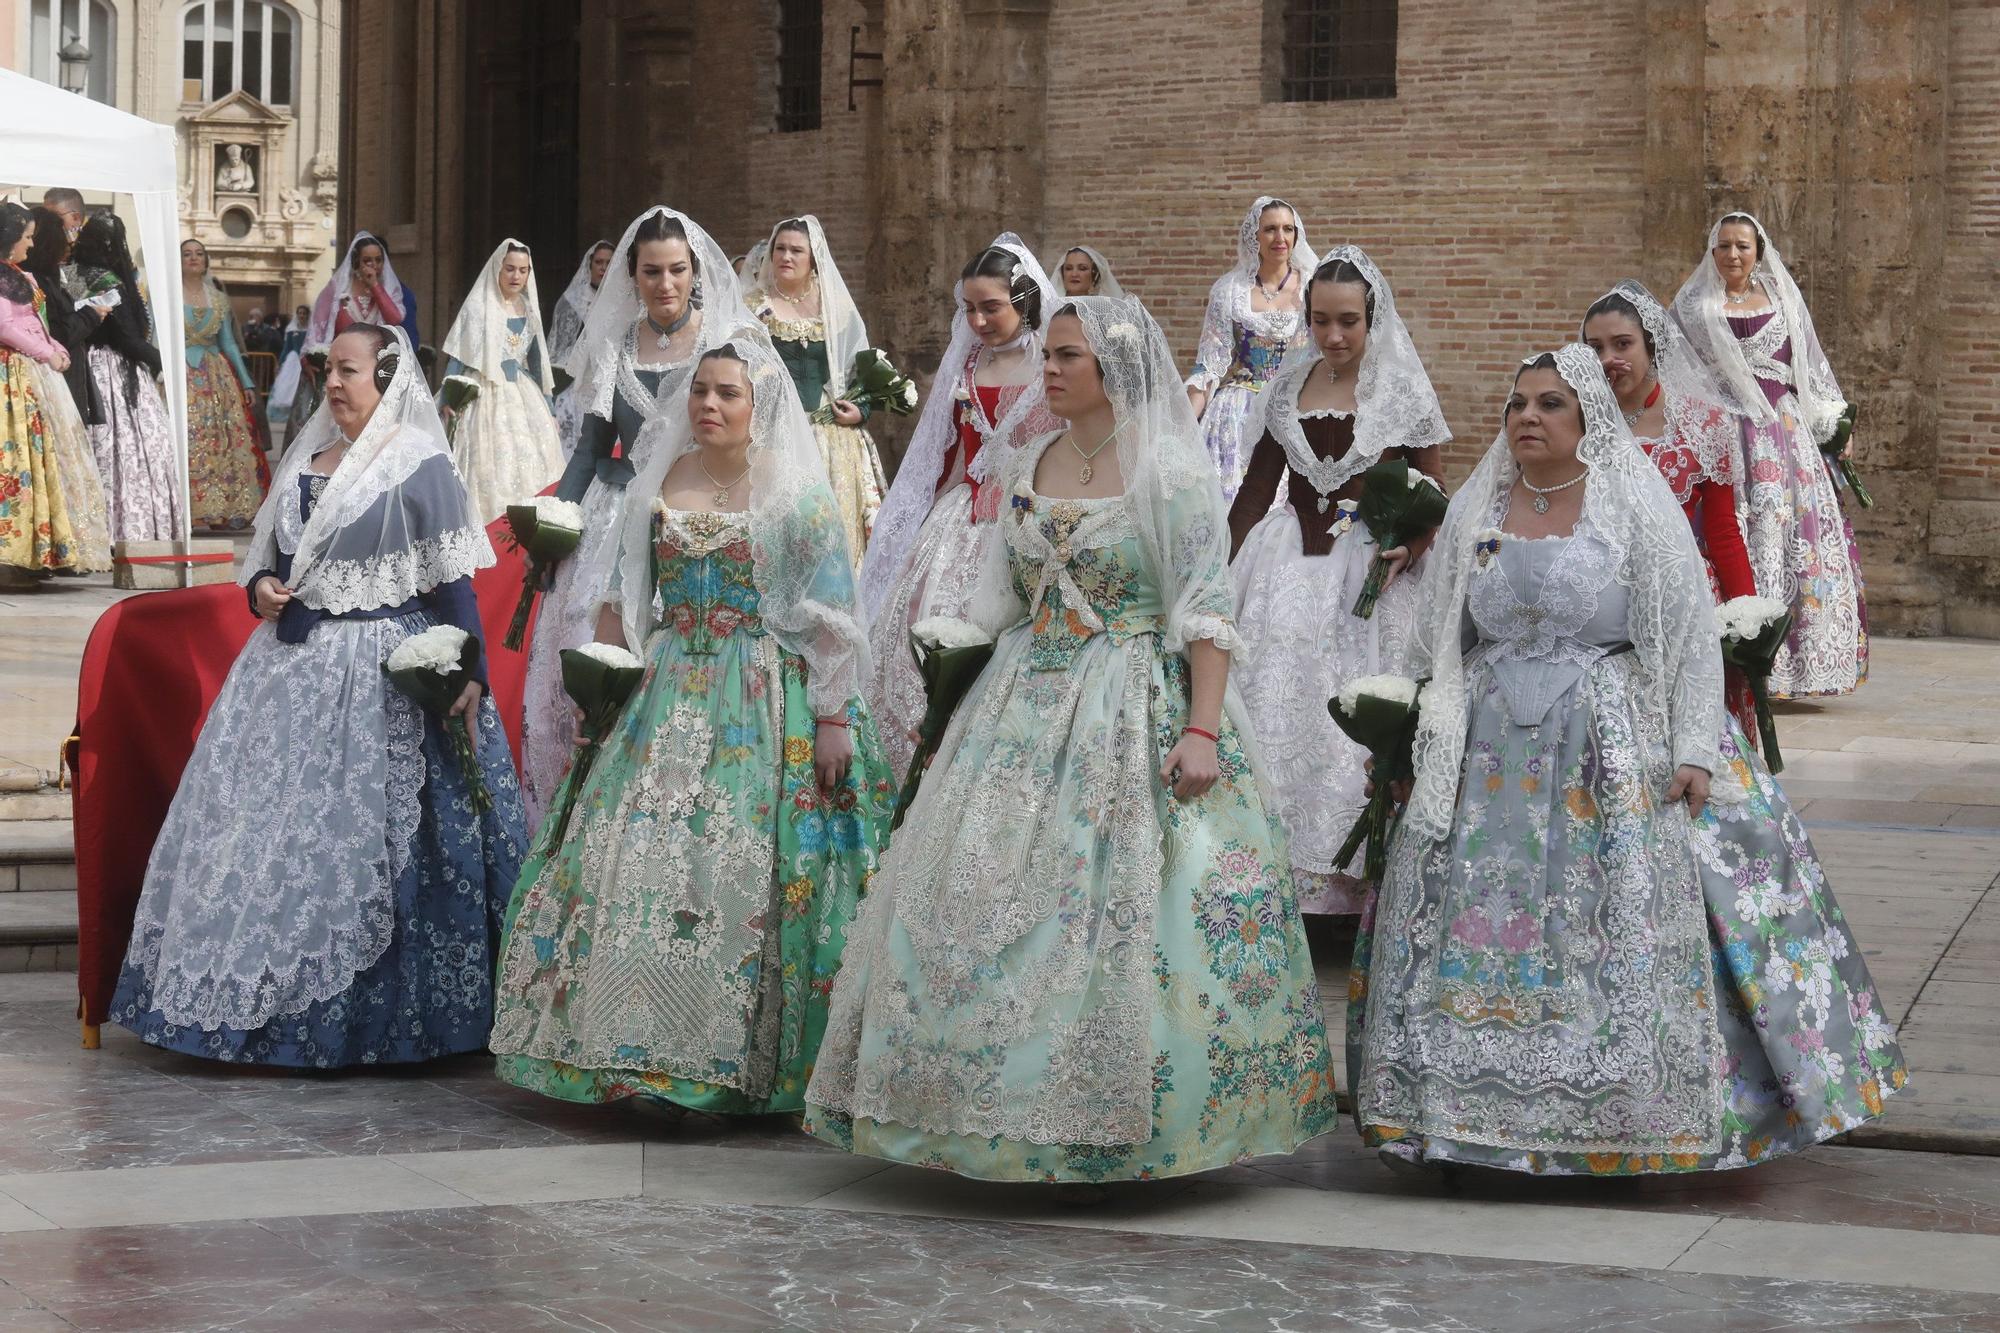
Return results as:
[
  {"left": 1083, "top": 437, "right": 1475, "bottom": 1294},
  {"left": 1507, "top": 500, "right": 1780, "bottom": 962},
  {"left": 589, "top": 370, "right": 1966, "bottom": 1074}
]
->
[
  {"left": 1159, "top": 474, "right": 1241, "bottom": 654},
  {"left": 756, "top": 477, "right": 872, "bottom": 718},
  {"left": 1184, "top": 276, "right": 1236, "bottom": 398}
]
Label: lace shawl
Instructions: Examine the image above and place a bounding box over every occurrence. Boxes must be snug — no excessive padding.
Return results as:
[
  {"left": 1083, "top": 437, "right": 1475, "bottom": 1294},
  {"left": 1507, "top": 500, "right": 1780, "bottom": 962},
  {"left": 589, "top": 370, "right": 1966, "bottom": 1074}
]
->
[
  {"left": 1185, "top": 195, "right": 1316, "bottom": 396},
  {"left": 441, "top": 237, "right": 553, "bottom": 395},
  {"left": 548, "top": 239, "right": 609, "bottom": 367},
  {"left": 1256, "top": 245, "right": 1448, "bottom": 498},
  {"left": 1404, "top": 344, "right": 1727, "bottom": 844},
  {"left": 613, "top": 330, "right": 870, "bottom": 717},
  {"left": 1582, "top": 279, "right": 1739, "bottom": 499},
  {"left": 1671, "top": 212, "right": 1847, "bottom": 444},
  {"left": 858, "top": 232, "right": 1058, "bottom": 621}
]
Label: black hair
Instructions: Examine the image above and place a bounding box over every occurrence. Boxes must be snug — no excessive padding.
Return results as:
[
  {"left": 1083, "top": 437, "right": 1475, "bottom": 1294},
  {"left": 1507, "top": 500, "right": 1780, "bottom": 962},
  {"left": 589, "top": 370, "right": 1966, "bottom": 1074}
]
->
[
  {"left": 1063, "top": 247, "right": 1102, "bottom": 288},
  {"left": 1507, "top": 352, "right": 1583, "bottom": 424},
  {"left": 1306, "top": 258, "right": 1375, "bottom": 327},
  {"left": 72, "top": 214, "right": 136, "bottom": 283},
  {"left": 1582, "top": 291, "right": 1655, "bottom": 361},
  {"left": 504, "top": 242, "right": 530, "bottom": 257},
  {"left": 350, "top": 232, "right": 387, "bottom": 263},
  {"left": 697, "top": 344, "right": 748, "bottom": 368},
  {"left": 22, "top": 208, "right": 69, "bottom": 280},
  {"left": 1717, "top": 213, "right": 1766, "bottom": 260},
  {"left": 960, "top": 246, "right": 1043, "bottom": 329},
  {"left": 338, "top": 321, "right": 399, "bottom": 391},
  {"left": 627, "top": 212, "right": 697, "bottom": 277},
  {"left": 0, "top": 202, "right": 33, "bottom": 257}
]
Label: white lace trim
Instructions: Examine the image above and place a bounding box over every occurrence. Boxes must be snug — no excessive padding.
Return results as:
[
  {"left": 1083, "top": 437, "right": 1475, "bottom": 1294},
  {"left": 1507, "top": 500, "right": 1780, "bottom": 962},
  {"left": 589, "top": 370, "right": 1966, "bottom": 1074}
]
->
[{"left": 298, "top": 525, "right": 494, "bottom": 615}]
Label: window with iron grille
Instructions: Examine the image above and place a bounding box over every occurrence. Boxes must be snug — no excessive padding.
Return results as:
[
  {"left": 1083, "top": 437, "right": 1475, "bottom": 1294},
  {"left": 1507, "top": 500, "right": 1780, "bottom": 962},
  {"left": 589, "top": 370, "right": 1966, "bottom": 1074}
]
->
[
  {"left": 1276, "top": 0, "right": 1396, "bottom": 103},
  {"left": 776, "top": 0, "right": 823, "bottom": 133}
]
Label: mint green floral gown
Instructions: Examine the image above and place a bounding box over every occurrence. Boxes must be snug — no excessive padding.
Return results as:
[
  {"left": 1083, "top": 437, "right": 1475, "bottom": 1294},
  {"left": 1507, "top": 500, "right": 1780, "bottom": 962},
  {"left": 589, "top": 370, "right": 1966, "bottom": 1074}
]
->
[
  {"left": 489, "top": 500, "right": 896, "bottom": 1112},
  {"left": 806, "top": 459, "right": 1337, "bottom": 1182}
]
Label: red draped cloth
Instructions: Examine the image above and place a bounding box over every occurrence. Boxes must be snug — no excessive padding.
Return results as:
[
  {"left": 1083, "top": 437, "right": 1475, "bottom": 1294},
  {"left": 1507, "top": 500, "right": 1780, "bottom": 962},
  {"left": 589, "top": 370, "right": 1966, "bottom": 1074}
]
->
[{"left": 71, "top": 514, "right": 534, "bottom": 1029}]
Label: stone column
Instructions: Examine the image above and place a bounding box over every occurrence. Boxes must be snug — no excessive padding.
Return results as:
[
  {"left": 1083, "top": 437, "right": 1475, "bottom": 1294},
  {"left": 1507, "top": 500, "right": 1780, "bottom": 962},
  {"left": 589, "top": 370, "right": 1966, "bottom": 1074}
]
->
[
  {"left": 868, "top": 0, "right": 1051, "bottom": 469},
  {"left": 1678, "top": 0, "right": 1948, "bottom": 634}
]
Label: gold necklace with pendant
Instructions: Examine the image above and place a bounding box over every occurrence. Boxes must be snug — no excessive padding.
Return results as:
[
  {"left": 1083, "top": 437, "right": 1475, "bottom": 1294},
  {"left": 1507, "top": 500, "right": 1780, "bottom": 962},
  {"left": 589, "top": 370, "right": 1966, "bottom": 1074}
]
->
[{"left": 1068, "top": 423, "right": 1120, "bottom": 485}]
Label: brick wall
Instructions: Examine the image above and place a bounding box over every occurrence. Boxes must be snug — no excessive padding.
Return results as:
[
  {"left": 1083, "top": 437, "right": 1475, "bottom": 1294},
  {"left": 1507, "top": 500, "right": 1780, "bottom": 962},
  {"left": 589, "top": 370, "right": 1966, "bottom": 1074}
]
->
[
  {"left": 1042, "top": 0, "right": 1649, "bottom": 478},
  {"left": 1941, "top": 1, "right": 2000, "bottom": 496}
]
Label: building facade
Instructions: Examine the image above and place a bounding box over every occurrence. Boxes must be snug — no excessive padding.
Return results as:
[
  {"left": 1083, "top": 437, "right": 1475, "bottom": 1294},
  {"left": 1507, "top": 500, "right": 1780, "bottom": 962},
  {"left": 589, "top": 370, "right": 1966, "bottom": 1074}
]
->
[
  {"left": 7, "top": 0, "right": 343, "bottom": 319},
  {"left": 341, "top": 0, "right": 1996, "bottom": 636}
]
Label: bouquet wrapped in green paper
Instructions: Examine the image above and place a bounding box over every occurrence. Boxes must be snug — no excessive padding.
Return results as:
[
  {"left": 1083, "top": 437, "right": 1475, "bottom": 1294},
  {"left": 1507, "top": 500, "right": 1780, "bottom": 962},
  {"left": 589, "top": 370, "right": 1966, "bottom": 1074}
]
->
[
  {"left": 1353, "top": 461, "right": 1447, "bottom": 619},
  {"left": 1820, "top": 403, "right": 1872, "bottom": 509},
  {"left": 439, "top": 374, "right": 481, "bottom": 444},
  {"left": 384, "top": 625, "right": 493, "bottom": 812},
  {"left": 1327, "top": 674, "right": 1424, "bottom": 883},
  {"left": 500, "top": 496, "right": 585, "bottom": 650},
  {"left": 541, "top": 642, "right": 647, "bottom": 850},
  {"left": 814, "top": 347, "right": 919, "bottom": 425},
  {"left": 1717, "top": 595, "right": 1794, "bottom": 773},
  {"left": 891, "top": 617, "right": 995, "bottom": 830}
]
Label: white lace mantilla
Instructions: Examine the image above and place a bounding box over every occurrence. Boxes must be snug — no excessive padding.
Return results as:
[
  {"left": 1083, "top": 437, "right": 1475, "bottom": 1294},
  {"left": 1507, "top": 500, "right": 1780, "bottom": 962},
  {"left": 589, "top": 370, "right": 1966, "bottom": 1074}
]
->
[{"left": 299, "top": 525, "right": 494, "bottom": 615}]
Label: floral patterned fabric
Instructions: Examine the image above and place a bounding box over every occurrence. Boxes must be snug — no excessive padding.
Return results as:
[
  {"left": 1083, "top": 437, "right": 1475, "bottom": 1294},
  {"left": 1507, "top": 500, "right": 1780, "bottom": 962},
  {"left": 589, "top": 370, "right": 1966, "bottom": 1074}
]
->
[
  {"left": 85, "top": 344, "right": 183, "bottom": 543},
  {"left": 186, "top": 304, "right": 267, "bottom": 530},
  {"left": 111, "top": 609, "right": 527, "bottom": 1067},
  {"left": 490, "top": 506, "right": 895, "bottom": 1112},
  {"left": 1727, "top": 309, "right": 1867, "bottom": 698},
  {"left": 1347, "top": 532, "right": 1904, "bottom": 1173},
  {"left": 27, "top": 357, "right": 111, "bottom": 572},
  {"left": 0, "top": 346, "right": 79, "bottom": 573},
  {"left": 807, "top": 487, "right": 1337, "bottom": 1182}
]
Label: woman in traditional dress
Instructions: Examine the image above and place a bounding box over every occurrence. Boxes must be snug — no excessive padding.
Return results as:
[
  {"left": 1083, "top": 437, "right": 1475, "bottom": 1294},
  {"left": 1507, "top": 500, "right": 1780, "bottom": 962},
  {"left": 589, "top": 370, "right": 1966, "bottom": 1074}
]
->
[
  {"left": 20, "top": 210, "right": 110, "bottom": 572},
  {"left": 1673, "top": 212, "right": 1866, "bottom": 698},
  {"left": 748, "top": 215, "right": 887, "bottom": 574},
  {"left": 807, "top": 296, "right": 1337, "bottom": 1183},
  {"left": 1185, "top": 197, "right": 1314, "bottom": 499},
  {"left": 520, "top": 207, "right": 749, "bottom": 829},
  {"left": 268, "top": 304, "right": 310, "bottom": 429},
  {"left": 547, "top": 240, "right": 612, "bottom": 454},
  {"left": 1228, "top": 247, "right": 1448, "bottom": 915},
  {"left": 72, "top": 214, "right": 180, "bottom": 543},
  {"left": 858, "top": 236, "right": 1058, "bottom": 780},
  {"left": 437, "top": 239, "right": 564, "bottom": 523},
  {"left": 1047, "top": 244, "right": 1124, "bottom": 298},
  {"left": 180, "top": 239, "right": 266, "bottom": 531},
  {"left": 0, "top": 203, "right": 83, "bottom": 579},
  {"left": 1346, "top": 344, "right": 1904, "bottom": 1176},
  {"left": 491, "top": 334, "right": 895, "bottom": 1111},
  {"left": 292, "top": 232, "right": 420, "bottom": 449},
  {"left": 109, "top": 324, "right": 525, "bottom": 1067}
]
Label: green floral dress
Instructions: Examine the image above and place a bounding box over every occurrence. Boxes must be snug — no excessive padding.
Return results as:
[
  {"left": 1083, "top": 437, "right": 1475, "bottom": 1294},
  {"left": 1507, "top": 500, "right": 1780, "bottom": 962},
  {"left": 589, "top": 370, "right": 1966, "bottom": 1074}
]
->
[
  {"left": 490, "top": 503, "right": 896, "bottom": 1112},
  {"left": 806, "top": 477, "right": 1338, "bottom": 1181}
]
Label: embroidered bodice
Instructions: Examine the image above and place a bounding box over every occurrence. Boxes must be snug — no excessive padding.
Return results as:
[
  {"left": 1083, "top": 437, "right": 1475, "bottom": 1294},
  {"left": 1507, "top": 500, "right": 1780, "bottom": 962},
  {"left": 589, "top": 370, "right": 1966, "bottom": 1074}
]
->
[
  {"left": 1007, "top": 491, "right": 1162, "bottom": 671},
  {"left": 652, "top": 507, "right": 761, "bottom": 655},
  {"left": 947, "top": 383, "right": 1008, "bottom": 514},
  {"left": 762, "top": 309, "right": 837, "bottom": 412},
  {"left": 1466, "top": 519, "right": 1630, "bottom": 728},
  {"left": 1227, "top": 328, "right": 1294, "bottom": 388},
  {"left": 1726, "top": 308, "right": 1794, "bottom": 406},
  {"left": 184, "top": 303, "right": 226, "bottom": 351}
]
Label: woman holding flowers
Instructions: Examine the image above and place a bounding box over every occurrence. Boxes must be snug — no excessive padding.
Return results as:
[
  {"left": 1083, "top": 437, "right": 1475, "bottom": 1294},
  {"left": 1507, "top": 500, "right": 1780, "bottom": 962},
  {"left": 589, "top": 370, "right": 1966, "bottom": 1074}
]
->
[
  {"left": 1347, "top": 344, "right": 1901, "bottom": 1176},
  {"left": 1185, "top": 196, "right": 1315, "bottom": 499},
  {"left": 489, "top": 335, "right": 895, "bottom": 1113},
  {"left": 520, "top": 207, "right": 749, "bottom": 829},
  {"left": 858, "top": 236, "right": 1059, "bottom": 780},
  {"left": 748, "top": 215, "right": 887, "bottom": 573},
  {"left": 1672, "top": 212, "right": 1866, "bottom": 698},
  {"left": 807, "top": 296, "right": 1336, "bottom": 1183},
  {"left": 110, "top": 323, "right": 526, "bottom": 1068},
  {"left": 437, "top": 239, "right": 565, "bottom": 524},
  {"left": 1228, "top": 247, "right": 1448, "bottom": 915}
]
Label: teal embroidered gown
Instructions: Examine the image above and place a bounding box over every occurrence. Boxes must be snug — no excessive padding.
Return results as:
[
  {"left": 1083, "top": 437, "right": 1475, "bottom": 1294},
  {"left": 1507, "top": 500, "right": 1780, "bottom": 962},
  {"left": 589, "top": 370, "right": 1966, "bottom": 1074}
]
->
[
  {"left": 489, "top": 499, "right": 897, "bottom": 1111},
  {"left": 806, "top": 455, "right": 1337, "bottom": 1181}
]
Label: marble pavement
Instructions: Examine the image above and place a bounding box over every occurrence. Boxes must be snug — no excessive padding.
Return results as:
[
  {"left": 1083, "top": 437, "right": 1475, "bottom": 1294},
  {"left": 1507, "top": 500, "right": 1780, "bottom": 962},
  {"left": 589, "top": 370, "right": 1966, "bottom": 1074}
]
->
[{"left": 3, "top": 572, "right": 2000, "bottom": 1327}]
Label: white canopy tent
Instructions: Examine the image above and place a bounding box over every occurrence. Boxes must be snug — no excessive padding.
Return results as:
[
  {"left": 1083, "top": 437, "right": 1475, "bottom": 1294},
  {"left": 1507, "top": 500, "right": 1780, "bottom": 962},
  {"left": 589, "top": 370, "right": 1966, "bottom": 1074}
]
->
[{"left": 2, "top": 67, "right": 192, "bottom": 547}]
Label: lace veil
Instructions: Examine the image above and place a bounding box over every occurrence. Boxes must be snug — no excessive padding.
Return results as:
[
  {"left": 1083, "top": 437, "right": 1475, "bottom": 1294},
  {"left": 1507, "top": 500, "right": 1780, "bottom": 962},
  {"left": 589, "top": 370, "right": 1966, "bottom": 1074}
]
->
[
  {"left": 440, "top": 237, "right": 553, "bottom": 394},
  {"left": 858, "top": 231, "right": 1058, "bottom": 620},
  {"left": 243, "top": 323, "right": 494, "bottom": 615},
  {"left": 1043, "top": 243, "right": 1126, "bottom": 298},
  {"left": 1583, "top": 279, "right": 1740, "bottom": 501},
  {"left": 1257, "top": 245, "right": 1449, "bottom": 498},
  {"left": 611, "top": 328, "right": 869, "bottom": 716},
  {"left": 1186, "top": 196, "right": 1317, "bottom": 395},
  {"left": 749, "top": 214, "right": 869, "bottom": 403},
  {"left": 547, "top": 239, "right": 609, "bottom": 368},
  {"left": 1404, "top": 343, "right": 1726, "bottom": 843},
  {"left": 1671, "top": 212, "right": 1847, "bottom": 445},
  {"left": 307, "top": 231, "right": 405, "bottom": 354}
]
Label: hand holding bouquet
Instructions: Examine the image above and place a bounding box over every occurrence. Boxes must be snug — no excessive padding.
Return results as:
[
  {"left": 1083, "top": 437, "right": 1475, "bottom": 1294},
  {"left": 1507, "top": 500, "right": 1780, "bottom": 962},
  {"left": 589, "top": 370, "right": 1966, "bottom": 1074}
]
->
[
  {"left": 439, "top": 374, "right": 481, "bottom": 444},
  {"left": 1327, "top": 674, "right": 1424, "bottom": 882},
  {"left": 501, "top": 497, "right": 585, "bottom": 650},
  {"left": 384, "top": 626, "right": 492, "bottom": 812},
  {"left": 892, "top": 617, "right": 995, "bottom": 830},
  {"left": 814, "top": 347, "right": 918, "bottom": 425},
  {"left": 542, "top": 642, "right": 646, "bottom": 849},
  {"left": 1821, "top": 404, "right": 1872, "bottom": 509},
  {"left": 1717, "top": 595, "right": 1793, "bottom": 773},
  {"left": 1353, "top": 462, "right": 1448, "bottom": 619}
]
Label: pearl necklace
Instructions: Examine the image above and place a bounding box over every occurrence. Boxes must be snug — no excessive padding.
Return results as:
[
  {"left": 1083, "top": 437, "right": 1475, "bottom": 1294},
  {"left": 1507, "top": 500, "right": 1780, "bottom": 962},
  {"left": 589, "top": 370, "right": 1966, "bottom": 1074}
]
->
[{"left": 1521, "top": 468, "right": 1588, "bottom": 514}]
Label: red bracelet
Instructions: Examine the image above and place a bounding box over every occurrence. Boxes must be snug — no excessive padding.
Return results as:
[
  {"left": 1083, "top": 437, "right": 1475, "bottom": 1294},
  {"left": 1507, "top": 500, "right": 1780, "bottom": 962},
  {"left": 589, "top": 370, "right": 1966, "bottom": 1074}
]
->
[
  {"left": 1184, "top": 725, "right": 1219, "bottom": 744},
  {"left": 816, "top": 716, "right": 851, "bottom": 729}
]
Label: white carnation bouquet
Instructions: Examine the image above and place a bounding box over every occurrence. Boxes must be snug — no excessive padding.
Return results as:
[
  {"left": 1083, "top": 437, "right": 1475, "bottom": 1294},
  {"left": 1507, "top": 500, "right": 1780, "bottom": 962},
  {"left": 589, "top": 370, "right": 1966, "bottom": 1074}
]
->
[
  {"left": 502, "top": 495, "right": 586, "bottom": 650},
  {"left": 1716, "top": 594, "right": 1794, "bottom": 771},
  {"left": 1327, "top": 672, "right": 1426, "bottom": 881},
  {"left": 540, "top": 641, "right": 647, "bottom": 849},
  {"left": 384, "top": 625, "right": 492, "bottom": 811}
]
